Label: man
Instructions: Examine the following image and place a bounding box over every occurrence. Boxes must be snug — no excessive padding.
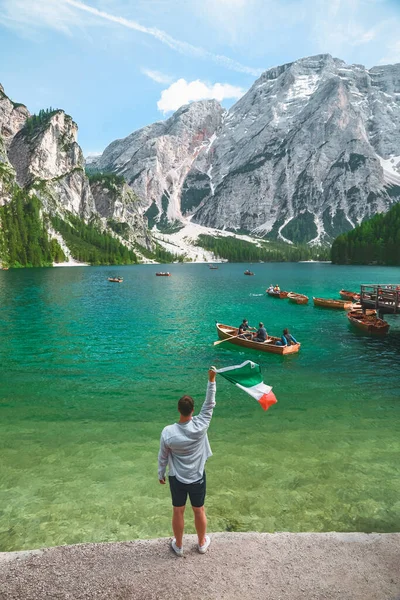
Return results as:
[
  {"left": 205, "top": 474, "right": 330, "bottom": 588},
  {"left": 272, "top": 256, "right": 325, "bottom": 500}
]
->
[
  {"left": 238, "top": 318, "right": 254, "bottom": 338},
  {"left": 275, "top": 328, "right": 298, "bottom": 346},
  {"left": 158, "top": 368, "right": 217, "bottom": 557},
  {"left": 253, "top": 321, "right": 268, "bottom": 343}
]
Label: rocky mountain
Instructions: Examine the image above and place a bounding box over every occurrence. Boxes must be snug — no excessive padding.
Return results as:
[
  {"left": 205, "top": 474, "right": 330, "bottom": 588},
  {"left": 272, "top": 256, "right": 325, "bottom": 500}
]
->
[
  {"left": 0, "top": 85, "right": 152, "bottom": 266},
  {"left": 191, "top": 54, "right": 400, "bottom": 243},
  {"left": 93, "top": 54, "right": 400, "bottom": 244},
  {"left": 90, "top": 100, "right": 225, "bottom": 227}
]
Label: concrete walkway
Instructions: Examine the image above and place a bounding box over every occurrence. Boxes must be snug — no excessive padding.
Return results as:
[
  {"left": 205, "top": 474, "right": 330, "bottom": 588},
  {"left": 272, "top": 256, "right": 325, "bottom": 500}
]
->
[{"left": 1, "top": 533, "right": 399, "bottom": 600}]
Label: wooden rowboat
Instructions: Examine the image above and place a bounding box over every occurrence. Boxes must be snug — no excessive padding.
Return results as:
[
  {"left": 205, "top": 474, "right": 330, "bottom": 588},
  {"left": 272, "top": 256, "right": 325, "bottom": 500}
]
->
[
  {"left": 244, "top": 270, "right": 254, "bottom": 276},
  {"left": 340, "top": 289, "right": 360, "bottom": 301},
  {"left": 108, "top": 277, "right": 123, "bottom": 283},
  {"left": 215, "top": 323, "right": 300, "bottom": 355},
  {"left": 156, "top": 272, "right": 171, "bottom": 276},
  {"left": 347, "top": 311, "right": 390, "bottom": 334},
  {"left": 287, "top": 292, "right": 309, "bottom": 305},
  {"left": 267, "top": 290, "right": 289, "bottom": 299},
  {"left": 313, "top": 297, "right": 353, "bottom": 310},
  {"left": 351, "top": 304, "right": 376, "bottom": 316}
]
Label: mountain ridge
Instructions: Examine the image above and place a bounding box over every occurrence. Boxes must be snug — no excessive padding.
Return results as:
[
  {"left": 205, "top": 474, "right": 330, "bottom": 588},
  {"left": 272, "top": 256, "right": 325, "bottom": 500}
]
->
[
  {"left": 0, "top": 88, "right": 154, "bottom": 267},
  {"left": 91, "top": 53, "right": 400, "bottom": 245}
]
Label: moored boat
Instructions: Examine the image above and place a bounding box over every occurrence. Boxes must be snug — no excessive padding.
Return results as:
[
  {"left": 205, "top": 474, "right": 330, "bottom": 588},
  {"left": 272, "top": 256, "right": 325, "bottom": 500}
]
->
[
  {"left": 267, "top": 290, "right": 289, "bottom": 299},
  {"left": 351, "top": 304, "right": 376, "bottom": 316},
  {"left": 313, "top": 297, "right": 353, "bottom": 310},
  {"left": 244, "top": 270, "right": 254, "bottom": 276},
  {"left": 347, "top": 311, "right": 390, "bottom": 334},
  {"left": 215, "top": 323, "right": 300, "bottom": 355},
  {"left": 156, "top": 272, "right": 171, "bottom": 276},
  {"left": 108, "top": 277, "right": 123, "bottom": 283},
  {"left": 287, "top": 292, "right": 309, "bottom": 304},
  {"left": 209, "top": 265, "right": 218, "bottom": 270},
  {"left": 340, "top": 289, "right": 360, "bottom": 301}
]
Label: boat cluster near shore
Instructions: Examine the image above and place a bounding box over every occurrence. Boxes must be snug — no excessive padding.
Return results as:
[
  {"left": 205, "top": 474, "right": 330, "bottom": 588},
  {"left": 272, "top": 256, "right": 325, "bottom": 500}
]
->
[
  {"left": 216, "top": 284, "right": 396, "bottom": 354},
  {"left": 107, "top": 268, "right": 397, "bottom": 343}
]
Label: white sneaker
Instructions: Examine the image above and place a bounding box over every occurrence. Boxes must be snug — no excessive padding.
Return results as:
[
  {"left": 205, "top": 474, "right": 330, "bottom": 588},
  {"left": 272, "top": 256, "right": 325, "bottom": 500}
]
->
[
  {"left": 171, "top": 538, "right": 183, "bottom": 557},
  {"left": 198, "top": 535, "right": 211, "bottom": 554}
]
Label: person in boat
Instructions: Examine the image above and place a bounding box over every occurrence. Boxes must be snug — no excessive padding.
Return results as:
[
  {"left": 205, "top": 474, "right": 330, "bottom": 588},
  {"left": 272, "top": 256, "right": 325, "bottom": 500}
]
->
[
  {"left": 267, "top": 285, "right": 274, "bottom": 293},
  {"left": 273, "top": 284, "right": 280, "bottom": 292},
  {"left": 238, "top": 319, "right": 255, "bottom": 338},
  {"left": 275, "top": 328, "right": 298, "bottom": 346},
  {"left": 252, "top": 322, "right": 268, "bottom": 343}
]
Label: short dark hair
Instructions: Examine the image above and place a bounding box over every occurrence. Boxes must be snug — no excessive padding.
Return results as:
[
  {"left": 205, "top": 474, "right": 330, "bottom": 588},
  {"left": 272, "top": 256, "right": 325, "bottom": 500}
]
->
[
  {"left": 283, "top": 328, "right": 289, "bottom": 335},
  {"left": 259, "top": 322, "right": 264, "bottom": 327},
  {"left": 243, "top": 318, "right": 248, "bottom": 323},
  {"left": 178, "top": 395, "right": 194, "bottom": 416}
]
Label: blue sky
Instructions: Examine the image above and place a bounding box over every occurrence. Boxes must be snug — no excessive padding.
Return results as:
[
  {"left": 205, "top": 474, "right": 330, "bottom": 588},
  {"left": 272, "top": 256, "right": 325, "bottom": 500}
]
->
[{"left": 1, "top": 0, "right": 400, "bottom": 155}]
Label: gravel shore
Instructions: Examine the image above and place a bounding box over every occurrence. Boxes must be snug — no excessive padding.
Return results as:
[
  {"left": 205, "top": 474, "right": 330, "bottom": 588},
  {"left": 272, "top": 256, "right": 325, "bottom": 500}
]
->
[{"left": 1, "top": 532, "right": 399, "bottom": 600}]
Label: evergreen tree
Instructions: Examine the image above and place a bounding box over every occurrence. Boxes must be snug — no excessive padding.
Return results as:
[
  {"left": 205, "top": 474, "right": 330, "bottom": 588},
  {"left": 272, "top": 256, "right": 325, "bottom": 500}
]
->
[
  {"left": 196, "top": 235, "right": 330, "bottom": 263},
  {"left": 331, "top": 203, "right": 400, "bottom": 265}
]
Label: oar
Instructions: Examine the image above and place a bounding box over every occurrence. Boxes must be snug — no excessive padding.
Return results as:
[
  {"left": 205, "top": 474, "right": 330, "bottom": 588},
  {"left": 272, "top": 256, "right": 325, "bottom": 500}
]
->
[{"left": 213, "top": 333, "right": 242, "bottom": 346}]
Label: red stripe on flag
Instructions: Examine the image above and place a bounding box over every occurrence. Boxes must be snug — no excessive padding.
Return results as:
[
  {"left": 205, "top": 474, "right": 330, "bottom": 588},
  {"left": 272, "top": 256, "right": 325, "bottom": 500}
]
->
[{"left": 258, "top": 391, "right": 277, "bottom": 411}]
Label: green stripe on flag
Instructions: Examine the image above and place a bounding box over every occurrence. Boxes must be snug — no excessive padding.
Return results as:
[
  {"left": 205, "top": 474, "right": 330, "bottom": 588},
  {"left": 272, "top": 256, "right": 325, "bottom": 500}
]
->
[{"left": 216, "top": 361, "right": 263, "bottom": 388}]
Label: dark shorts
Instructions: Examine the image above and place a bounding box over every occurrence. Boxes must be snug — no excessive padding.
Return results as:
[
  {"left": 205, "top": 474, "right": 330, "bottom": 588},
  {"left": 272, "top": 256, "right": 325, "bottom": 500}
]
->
[{"left": 168, "top": 472, "right": 206, "bottom": 507}]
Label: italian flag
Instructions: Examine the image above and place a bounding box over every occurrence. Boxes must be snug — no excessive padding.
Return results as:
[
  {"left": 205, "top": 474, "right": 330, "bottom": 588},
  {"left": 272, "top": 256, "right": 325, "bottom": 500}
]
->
[{"left": 215, "top": 360, "right": 277, "bottom": 411}]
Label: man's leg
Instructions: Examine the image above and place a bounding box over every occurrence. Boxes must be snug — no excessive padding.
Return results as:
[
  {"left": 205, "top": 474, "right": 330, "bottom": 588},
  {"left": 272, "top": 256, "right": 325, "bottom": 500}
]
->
[
  {"left": 192, "top": 505, "right": 207, "bottom": 546},
  {"left": 169, "top": 476, "right": 187, "bottom": 550},
  {"left": 172, "top": 506, "right": 185, "bottom": 548},
  {"left": 189, "top": 472, "right": 207, "bottom": 547}
]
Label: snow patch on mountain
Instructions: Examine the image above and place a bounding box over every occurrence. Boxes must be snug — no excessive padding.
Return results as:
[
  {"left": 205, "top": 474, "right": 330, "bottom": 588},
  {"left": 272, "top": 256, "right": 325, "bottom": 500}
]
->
[
  {"left": 153, "top": 218, "right": 266, "bottom": 262},
  {"left": 379, "top": 155, "right": 400, "bottom": 186}
]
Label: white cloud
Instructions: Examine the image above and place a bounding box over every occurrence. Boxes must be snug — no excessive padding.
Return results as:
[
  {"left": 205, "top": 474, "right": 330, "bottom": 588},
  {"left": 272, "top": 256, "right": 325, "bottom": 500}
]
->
[
  {"left": 0, "top": 0, "right": 261, "bottom": 76},
  {"left": 0, "top": 0, "right": 80, "bottom": 35},
  {"left": 157, "top": 78, "right": 244, "bottom": 113},
  {"left": 311, "top": 0, "right": 397, "bottom": 57},
  {"left": 141, "top": 69, "right": 174, "bottom": 84},
  {"left": 379, "top": 40, "right": 400, "bottom": 65},
  {"left": 64, "top": 0, "right": 262, "bottom": 75}
]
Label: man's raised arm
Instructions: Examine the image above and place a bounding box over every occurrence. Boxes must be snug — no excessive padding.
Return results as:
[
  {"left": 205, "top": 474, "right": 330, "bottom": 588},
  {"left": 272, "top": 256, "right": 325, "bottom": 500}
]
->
[{"left": 193, "top": 368, "right": 216, "bottom": 429}]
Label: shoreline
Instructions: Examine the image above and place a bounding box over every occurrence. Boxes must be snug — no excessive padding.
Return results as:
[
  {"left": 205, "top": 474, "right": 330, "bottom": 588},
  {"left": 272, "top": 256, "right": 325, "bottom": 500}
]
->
[
  {"left": 53, "top": 260, "right": 89, "bottom": 267},
  {"left": 1, "top": 532, "right": 399, "bottom": 599}
]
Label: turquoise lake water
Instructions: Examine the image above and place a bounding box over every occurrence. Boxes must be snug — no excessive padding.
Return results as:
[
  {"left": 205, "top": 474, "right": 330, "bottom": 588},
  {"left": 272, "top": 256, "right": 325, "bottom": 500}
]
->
[{"left": 0, "top": 263, "right": 399, "bottom": 551}]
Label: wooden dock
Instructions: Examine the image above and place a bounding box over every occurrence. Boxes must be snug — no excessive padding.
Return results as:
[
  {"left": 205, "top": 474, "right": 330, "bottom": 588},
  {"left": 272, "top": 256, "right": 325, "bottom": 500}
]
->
[{"left": 360, "top": 284, "right": 400, "bottom": 317}]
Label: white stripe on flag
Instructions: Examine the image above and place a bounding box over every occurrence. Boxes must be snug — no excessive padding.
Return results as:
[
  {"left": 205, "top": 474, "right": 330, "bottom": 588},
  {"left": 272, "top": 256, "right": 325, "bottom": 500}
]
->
[{"left": 236, "top": 381, "right": 272, "bottom": 400}]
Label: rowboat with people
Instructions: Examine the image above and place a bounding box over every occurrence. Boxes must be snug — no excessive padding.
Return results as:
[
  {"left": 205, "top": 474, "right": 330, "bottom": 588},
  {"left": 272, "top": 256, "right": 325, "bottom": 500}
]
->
[
  {"left": 347, "top": 311, "right": 390, "bottom": 334},
  {"left": 108, "top": 277, "right": 123, "bottom": 283},
  {"left": 313, "top": 297, "right": 353, "bottom": 310},
  {"left": 340, "top": 289, "right": 360, "bottom": 301},
  {"left": 244, "top": 270, "right": 254, "bottom": 276},
  {"left": 267, "top": 290, "right": 289, "bottom": 299},
  {"left": 215, "top": 323, "right": 301, "bottom": 355},
  {"left": 287, "top": 292, "right": 309, "bottom": 304}
]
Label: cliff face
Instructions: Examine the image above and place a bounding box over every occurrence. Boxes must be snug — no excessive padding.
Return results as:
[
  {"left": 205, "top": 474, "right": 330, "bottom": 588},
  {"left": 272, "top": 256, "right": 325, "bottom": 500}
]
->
[
  {"left": 7, "top": 110, "right": 96, "bottom": 222},
  {"left": 91, "top": 100, "right": 225, "bottom": 226},
  {"left": 0, "top": 85, "right": 27, "bottom": 206},
  {"left": 90, "top": 177, "right": 152, "bottom": 249},
  {"left": 0, "top": 86, "right": 153, "bottom": 256},
  {"left": 188, "top": 55, "right": 400, "bottom": 243},
  {"left": 0, "top": 84, "right": 29, "bottom": 148}
]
